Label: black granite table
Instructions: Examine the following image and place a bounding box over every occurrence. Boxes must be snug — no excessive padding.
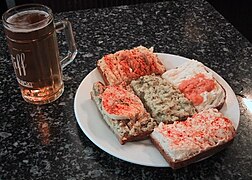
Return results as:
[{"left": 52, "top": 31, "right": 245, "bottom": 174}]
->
[{"left": 1, "top": 0, "right": 252, "bottom": 179}]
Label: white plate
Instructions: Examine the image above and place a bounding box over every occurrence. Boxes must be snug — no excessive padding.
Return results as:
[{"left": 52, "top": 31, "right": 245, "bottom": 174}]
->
[{"left": 74, "top": 53, "right": 240, "bottom": 167}]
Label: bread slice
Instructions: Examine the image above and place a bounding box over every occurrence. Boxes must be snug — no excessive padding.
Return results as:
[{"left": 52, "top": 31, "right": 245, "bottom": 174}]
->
[
  {"left": 97, "top": 46, "right": 166, "bottom": 85},
  {"left": 91, "top": 81, "right": 157, "bottom": 144},
  {"left": 150, "top": 108, "right": 236, "bottom": 169},
  {"left": 130, "top": 74, "right": 196, "bottom": 124},
  {"left": 162, "top": 60, "right": 226, "bottom": 112}
]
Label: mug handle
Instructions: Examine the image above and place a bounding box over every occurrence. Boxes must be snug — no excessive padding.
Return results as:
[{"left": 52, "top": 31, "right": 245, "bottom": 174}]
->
[{"left": 55, "top": 20, "right": 77, "bottom": 68}]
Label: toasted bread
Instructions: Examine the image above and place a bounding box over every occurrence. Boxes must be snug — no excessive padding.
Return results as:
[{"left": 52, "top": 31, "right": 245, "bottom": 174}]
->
[
  {"left": 150, "top": 109, "right": 236, "bottom": 169},
  {"left": 97, "top": 46, "right": 166, "bottom": 85},
  {"left": 91, "top": 82, "right": 157, "bottom": 144},
  {"left": 162, "top": 60, "right": 226, "bottom": 112}
]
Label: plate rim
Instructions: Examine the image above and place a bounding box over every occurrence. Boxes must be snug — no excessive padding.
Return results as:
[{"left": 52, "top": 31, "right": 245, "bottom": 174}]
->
[{"left": 74, "top": 52, "right": 240, "bottom": 167}]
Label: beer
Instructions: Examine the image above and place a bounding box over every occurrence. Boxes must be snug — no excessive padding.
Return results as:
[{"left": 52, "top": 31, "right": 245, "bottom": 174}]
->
[{"left": 3, "top": 6, "right": 65, "bottom": 104}]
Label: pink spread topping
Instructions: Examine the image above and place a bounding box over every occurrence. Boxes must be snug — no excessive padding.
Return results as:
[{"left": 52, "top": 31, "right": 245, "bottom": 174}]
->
[{"left": 101, "top": 84, "right": 145, "bottom": 119}]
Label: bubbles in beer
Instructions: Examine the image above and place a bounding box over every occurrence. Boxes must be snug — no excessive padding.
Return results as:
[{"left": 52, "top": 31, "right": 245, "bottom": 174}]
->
[{"left": 6, "top": 10, "right": 50, "bottom": 32}]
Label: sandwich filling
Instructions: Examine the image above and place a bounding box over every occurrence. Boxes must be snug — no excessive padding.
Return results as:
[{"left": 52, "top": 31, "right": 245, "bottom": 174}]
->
[
  {"left": 101, "top": 84, "right": 145, "bottom": 120},
  {"left": 151, "top": 108, "right": 235, "bottom": 161},
  {"left": 162, "top": 60, "right": 225, "bottom": 111},
  {"left": 178, "top": 73, "right": 216, "bottom": 105},
  {"left": 91, "top": 82, "right": 157, "bottom": 144},
  {"left": 131, "top": 74, "right": 196, "bottom": 124},
  {"left": 97, "top": 46, "right": 166, "bottom": 85}
]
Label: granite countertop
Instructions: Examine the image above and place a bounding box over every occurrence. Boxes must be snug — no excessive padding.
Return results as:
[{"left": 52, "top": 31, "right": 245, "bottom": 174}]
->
[{"left": 1, "top": 0, "right": 252, "bottom": 179}]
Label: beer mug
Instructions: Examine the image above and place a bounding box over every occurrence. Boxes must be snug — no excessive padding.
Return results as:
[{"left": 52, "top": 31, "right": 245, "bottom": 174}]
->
[{"left": 2, "top": 4, "right": 77, "bottom": 104}]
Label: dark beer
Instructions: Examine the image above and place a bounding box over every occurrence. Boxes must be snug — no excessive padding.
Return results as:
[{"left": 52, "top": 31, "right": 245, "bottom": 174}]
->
[{"left": 4, "top": 9, "right": 64, "bottom": 104}]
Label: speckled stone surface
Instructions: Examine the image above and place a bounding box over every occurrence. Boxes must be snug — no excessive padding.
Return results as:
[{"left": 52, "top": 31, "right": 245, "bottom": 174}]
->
[{"left": 1, "top": 0, "right": 252, "bottom": 179}]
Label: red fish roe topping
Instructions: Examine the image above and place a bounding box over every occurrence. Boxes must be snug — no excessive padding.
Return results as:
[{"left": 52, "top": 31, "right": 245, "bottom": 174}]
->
[{"left": 179, "top": 73, "right": 216, "bottom": 105}]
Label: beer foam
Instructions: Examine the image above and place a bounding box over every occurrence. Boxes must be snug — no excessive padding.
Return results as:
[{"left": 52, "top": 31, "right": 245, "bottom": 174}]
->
[{"left": 6, "top": 10, "right": 51, "bottom": 32}]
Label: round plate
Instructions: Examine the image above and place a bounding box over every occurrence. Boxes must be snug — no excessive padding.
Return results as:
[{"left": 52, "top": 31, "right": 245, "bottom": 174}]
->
[{"left": 74, "top": 53, "right": 240, "bottom": 167}]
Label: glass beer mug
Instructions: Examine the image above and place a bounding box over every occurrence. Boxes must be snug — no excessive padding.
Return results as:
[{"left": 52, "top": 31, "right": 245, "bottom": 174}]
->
[{"left": 2, "top": 4, "right": 77, "bottom": 104}]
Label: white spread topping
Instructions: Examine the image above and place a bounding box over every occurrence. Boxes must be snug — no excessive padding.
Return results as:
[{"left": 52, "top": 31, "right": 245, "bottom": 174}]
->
[
  {"left": 199, "top": 84, "right": 225, "bottom": 111},
  {"left": 162, "top": 60, "right": 225, "bottom": 111},
  {"left": 151, "top": 109, "right": 235, "bottom": 161},
  {"left": 162, "top": 60, "right": 209, "bottom": 84}
]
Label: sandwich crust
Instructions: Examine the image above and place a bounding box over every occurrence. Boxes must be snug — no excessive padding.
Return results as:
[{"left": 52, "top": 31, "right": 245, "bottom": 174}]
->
[{"left": 150, "top": 134, "right": 234, "bottom": 169}]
